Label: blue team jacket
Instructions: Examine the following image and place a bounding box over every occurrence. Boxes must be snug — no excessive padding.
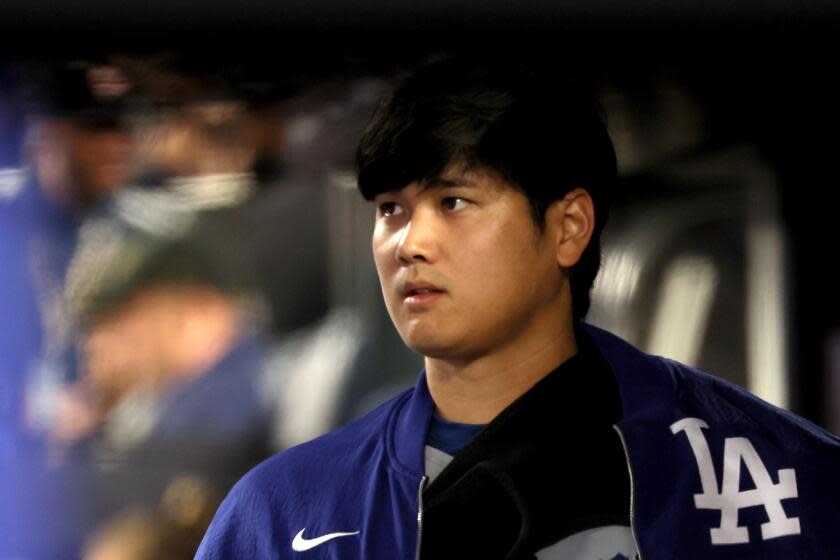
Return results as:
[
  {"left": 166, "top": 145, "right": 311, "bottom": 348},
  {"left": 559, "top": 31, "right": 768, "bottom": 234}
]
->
[{"left": 196, "top": 325, "right": 840, "bottom": 559}]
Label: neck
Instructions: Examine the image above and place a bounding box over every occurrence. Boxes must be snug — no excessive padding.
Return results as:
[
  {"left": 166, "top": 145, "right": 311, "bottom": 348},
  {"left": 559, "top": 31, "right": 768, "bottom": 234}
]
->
[{"left": 425, "top": 318, "right": 578, "bottom": 425}]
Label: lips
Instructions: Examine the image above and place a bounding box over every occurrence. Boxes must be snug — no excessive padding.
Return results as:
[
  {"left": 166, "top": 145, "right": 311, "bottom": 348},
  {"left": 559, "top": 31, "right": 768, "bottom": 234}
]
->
[
  {"left": 401, "top": 281, "right": 446, "bottom": 298},
  {"left": 400, "top": 280, "right": 446, "bottom": 308}
]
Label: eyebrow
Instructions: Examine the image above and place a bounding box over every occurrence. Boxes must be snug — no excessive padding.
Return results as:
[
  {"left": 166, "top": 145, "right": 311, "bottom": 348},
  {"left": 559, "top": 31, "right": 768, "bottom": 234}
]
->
[
  {"left": 420, "top": 175, "right": 477, "bottom": 191},
  {"left": 376, "top": 175, "right": 478, "bottom": 197}
]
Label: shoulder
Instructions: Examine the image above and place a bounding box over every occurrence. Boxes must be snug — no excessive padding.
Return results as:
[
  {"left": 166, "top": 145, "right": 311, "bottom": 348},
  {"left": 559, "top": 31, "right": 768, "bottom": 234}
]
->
[
  {"left": 663, "top": 356, "right": 840, "bottom": 450},
  {"left": 196, "top": 388, "right": 412, "bottom": 559},
  {"left": 233, "top": 386, "right": 409, "bottom": 493},
  {"left": 583, "top": 322, "right": 840, "bottom": 449},
  {"left": 0, "top": 166, "right": 27, "bottom": 205},
  {"left": 0, "top": 171, "right": 36, "bottom": 228},
  {"left": 583, "top": 325, "right": 840, "bottom": 555}
]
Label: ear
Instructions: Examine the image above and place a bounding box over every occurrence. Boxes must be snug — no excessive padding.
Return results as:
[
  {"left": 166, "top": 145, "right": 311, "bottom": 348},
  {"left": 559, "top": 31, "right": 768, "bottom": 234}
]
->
[{"left": 545, "top": 188, "right": 595, "bottom": 268}]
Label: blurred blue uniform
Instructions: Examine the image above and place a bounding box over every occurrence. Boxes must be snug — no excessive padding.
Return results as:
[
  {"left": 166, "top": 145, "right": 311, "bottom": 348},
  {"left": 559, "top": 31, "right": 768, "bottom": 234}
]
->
[
  {"left": 0, "top": 79, "right": 92, "bottom": 559},
  {"left": 93, "top": 331, "right": 274, "bottom": 522}
]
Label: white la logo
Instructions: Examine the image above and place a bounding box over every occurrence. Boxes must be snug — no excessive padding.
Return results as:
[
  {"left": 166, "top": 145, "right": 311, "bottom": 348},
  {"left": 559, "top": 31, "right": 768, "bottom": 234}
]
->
[{"left": 670, "top": 417, "right": 801, "bottom": 545}]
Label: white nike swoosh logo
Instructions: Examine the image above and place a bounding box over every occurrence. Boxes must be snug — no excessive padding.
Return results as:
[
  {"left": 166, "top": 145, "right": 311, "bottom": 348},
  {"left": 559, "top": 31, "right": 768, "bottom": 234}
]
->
[{"left": 291, "top": 528, "right": 360, "bottom": 552}]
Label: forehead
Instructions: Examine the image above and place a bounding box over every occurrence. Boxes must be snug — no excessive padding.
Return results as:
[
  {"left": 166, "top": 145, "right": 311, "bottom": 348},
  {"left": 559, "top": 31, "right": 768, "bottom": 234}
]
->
[{"left": 383, "top": 163, "right": 512, "bottom": 197}]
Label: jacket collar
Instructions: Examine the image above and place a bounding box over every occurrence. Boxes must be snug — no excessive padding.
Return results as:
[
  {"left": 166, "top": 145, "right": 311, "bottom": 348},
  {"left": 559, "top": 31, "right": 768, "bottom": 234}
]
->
[
  {"left": 579, "top": 323, "right": 680, "bottom": 428},
  {"left": 391, "top": 368, "right": 436, "bottom": 476},
  {"left": 390, "top": 322, "right": 673, "bottom": 476}
]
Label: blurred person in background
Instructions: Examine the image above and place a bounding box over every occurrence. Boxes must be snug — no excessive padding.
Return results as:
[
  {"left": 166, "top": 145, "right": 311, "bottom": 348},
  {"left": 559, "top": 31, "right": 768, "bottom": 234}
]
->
[
  {"left": 56, "top": 222, "right": 277, "bottom": 523},
  {"left": 22, "top": 51, "right": 341, "bottom": 557},
  {"left": 197, "top": 55, "right": 840, "bottom": 559},
  {"left": 28, "top": 62, "right": 135, "bottom": 211},
  {"left": 3, "top": 59, "right": 137, "bottom": 434},
  {"left": 0, "top": 59, "right": 137, "bottom": 559},
  {"left": 108, "top": 53, "right": 331, "bottom": 335}
]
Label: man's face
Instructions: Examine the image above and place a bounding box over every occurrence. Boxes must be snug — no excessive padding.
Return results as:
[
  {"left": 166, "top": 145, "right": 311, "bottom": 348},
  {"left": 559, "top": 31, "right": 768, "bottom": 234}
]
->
[
  {"left": 68, "top": 124, "right": 133, "bottom": 202},
  {"left": 33, "top": 119, "right": 133, "bottom": 209},
  {"left": 372, "top": 165, "right": 566, "bottom": 362},
  {"left": 83, "top": 288, "right": 183, "bottom": 404}
]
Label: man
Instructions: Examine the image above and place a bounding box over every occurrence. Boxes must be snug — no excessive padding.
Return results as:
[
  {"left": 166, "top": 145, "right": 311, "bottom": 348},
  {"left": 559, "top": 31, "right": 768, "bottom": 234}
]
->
[
  {"left": 0, "top": 60, "right": 136, "bottom": 559},
  {"left": 56, "top": 224, "right": 276, "bottom": 522},
  {"left": 197, "top": 56, "right": 840, "bottom": 559},
  {"left": 4, "top": 60, "right": 136, "bottom": 433}
]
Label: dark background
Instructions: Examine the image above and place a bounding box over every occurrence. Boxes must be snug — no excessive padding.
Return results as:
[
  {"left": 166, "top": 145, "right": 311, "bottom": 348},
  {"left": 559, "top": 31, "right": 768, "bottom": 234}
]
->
[{"left": 2, "top": 1, "right": 838, "bottom": 426}]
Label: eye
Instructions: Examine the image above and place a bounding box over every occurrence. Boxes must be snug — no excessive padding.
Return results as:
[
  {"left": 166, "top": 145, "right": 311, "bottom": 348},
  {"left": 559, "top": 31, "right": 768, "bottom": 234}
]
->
[
  {"left": 441, "top": 197, "right": 469, "bottom": 212},
  {"left": 377, "top": 201, "right": 403, "bottom": 217}
]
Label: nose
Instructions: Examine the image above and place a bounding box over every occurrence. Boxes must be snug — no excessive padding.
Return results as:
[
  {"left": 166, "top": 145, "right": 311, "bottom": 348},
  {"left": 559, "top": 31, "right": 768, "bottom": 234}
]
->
[{"left": 396, "top": 209, "right": 437, "bottom": 265}]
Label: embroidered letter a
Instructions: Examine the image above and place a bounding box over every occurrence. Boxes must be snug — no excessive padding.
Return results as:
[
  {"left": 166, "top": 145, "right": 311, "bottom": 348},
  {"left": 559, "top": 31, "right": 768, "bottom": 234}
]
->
[{"left": 670, "top": 417, "right": 801, "bottom": 545}]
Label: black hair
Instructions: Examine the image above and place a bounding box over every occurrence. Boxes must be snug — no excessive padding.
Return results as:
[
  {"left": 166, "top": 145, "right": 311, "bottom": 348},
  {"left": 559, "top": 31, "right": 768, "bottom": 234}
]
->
[{"left": 356, "top": 55, "right": 617, "bottom": 320}]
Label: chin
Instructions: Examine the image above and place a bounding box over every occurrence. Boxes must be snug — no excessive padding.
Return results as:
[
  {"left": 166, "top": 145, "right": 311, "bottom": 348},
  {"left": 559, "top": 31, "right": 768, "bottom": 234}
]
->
[
  {"left": 401, "top": 330, "right": 471, "bottom": 362},
  {"left": 401, "top": 331, "right": 454, "bottom": 359}
]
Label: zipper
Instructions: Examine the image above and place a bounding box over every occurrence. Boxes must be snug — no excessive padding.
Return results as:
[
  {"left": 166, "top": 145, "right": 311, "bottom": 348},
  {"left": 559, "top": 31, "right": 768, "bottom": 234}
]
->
[
  {"left": 613, "top": 425, "right": 644, "bottom": 560},
  {"left": 414, "top": 475, "right": 428, "bottom": 560}
]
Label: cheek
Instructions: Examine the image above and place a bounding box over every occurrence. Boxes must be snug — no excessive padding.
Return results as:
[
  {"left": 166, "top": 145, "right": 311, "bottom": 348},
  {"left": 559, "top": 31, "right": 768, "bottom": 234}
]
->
[
  {"left": 461, "top": 263, "right": 520, "bottom": 319},
  {"left": 459, "top": 231, "right": 545, "bottom": 311},
  {"left": 459, "top": 228, "right": 517, "bottom": 283},
  {"left": 372, "top": 232, "right": 397, "bottom": 284}
]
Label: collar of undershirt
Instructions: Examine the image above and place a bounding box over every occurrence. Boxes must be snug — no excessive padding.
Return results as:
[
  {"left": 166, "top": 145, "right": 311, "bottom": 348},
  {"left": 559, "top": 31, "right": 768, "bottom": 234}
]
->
[{"left": 426, "top": 414, "right": 487, "bottom": 456}]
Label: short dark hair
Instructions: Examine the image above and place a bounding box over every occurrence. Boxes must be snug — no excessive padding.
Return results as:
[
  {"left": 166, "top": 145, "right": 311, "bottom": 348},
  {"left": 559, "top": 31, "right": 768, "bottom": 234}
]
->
[{"left": 356, "top": 55, "right": 617, "bottom": 320}]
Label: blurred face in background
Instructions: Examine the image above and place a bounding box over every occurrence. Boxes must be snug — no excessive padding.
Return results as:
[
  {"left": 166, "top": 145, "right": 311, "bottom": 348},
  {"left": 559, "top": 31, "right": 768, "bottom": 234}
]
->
[
  {"left": 83, "top": 288, "right": 184, "bottom": 411},
  {"left": 69, "top": 123, "right": 134, "bottom": 202},
  {"left": 139, "top": 101, "right": 260, "bottom": 177},
  {"left": 33, "top": 118, "right": 134, "bottom": 209},
  {"left": 81, "top": 283, "right": 241, "bottom": 415}
]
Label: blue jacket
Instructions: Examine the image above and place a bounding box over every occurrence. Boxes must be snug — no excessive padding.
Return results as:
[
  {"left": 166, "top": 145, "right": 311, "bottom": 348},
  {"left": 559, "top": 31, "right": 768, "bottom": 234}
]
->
[{"left": 196, "top": 325, "right": 840, "bottom": 559}]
